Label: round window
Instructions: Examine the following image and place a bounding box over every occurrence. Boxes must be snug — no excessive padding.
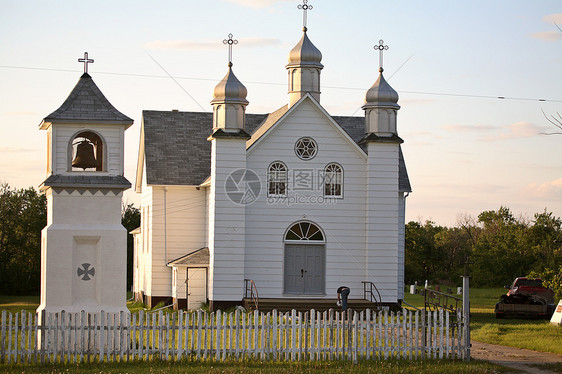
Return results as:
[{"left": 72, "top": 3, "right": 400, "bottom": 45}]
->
[{"left": 294, "top": 137, "right": 317, "bottom": 160}]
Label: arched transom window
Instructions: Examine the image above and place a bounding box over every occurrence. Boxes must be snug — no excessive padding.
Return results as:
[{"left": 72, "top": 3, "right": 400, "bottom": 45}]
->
[
  {"left": 324, "top": 163, "right": 343, "bottom": 197},
  {"left": 268, "top": 161, "right": 287, "bottom": 197},
  {"left": 285, "top": 221, "right": 324, "bottom": 242}
]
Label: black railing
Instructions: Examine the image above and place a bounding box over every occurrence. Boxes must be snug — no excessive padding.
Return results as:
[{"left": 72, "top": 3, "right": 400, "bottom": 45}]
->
[
  {"left": 424, "top": 288, "right": 462, "bottom": 314},
  {"left": 244, "top": 279, "right": 259, "bottom": 311},
  {"left": 362, "top": 281, "right": 382, "bottom": 311}
]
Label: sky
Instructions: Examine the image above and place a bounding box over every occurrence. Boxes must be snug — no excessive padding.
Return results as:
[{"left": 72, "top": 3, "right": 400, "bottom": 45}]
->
[{"left": 0, "top": 0, "right": 560, "bottom": 227}]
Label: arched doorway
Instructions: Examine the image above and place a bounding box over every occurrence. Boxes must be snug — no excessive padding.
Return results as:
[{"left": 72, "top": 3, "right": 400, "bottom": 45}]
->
[{"left": 283, "top": 221, "right": 325, "bottom": 295}]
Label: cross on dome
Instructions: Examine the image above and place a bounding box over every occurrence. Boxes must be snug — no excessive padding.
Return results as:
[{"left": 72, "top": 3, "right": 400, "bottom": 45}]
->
[
  {"left": 78, "top": 52, "right": 94, "bottom": 74},
  {"left": 297, "top": 0, "right": 313, "bottom": 31},
  {"left": 222, "top": 33, "right": 238, "bottom": 67},
  {"left": 373, "top": 40, "right": 389, "bottom": 71}
]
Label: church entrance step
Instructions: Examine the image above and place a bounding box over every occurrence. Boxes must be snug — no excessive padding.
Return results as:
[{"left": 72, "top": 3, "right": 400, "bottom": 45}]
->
[{"left": 243, "top": 298, "right": 381, "bottom": 313}]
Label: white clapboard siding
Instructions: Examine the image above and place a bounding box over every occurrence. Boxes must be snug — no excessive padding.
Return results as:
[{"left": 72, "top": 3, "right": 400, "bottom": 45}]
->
[
  {"left": 245, "top": 100, "right": 370, "bottom": 299},
  {"left": 0, "top": 308, "right": 468, "bottom": 363},
  {"left": 141, "top": 186, "right": 208, "bottom": 298}
]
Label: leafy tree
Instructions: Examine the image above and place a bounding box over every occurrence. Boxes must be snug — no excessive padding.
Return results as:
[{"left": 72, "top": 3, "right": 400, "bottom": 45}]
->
[
  {"left": 471, "top": 207, "right": 529, "bottom": 287},
  {"left": 405, "top": 221, "right": 448, "bottom": 284},
  {"left": 526, "top": 210, "right": 562, "bottom": 274},
  {"left": 0, "top": 183, "right": 46, "bottom": 294},
  {"left": 528, "top": 266, "right": 562, "bottom": 301},
  {"left": 434, "top": 227, "right": 472, "bottom": 282},
  {"left": 121, "top": 203, "right": 140, "bottom": 290}
]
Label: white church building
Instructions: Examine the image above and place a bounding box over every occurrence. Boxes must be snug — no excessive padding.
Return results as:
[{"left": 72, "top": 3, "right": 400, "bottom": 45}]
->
[{"left": 133, "top": 21, "right": 411, "bottom": 311}]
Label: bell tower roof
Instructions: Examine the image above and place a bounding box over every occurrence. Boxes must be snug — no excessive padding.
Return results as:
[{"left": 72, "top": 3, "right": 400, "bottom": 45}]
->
[{"left": 41, "top": 71, "right": 133, "bottom": 128}]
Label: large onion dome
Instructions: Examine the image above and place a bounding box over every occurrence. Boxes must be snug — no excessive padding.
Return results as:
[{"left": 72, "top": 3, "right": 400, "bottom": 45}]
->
[{"left": 287, "top": 29, "right": 323, "bottom": 68}]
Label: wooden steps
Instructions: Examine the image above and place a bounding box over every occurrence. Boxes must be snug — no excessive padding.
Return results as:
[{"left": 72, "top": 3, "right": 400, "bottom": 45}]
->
[{"left": 244, "top": 298, "right": 381, "bottom": 313}]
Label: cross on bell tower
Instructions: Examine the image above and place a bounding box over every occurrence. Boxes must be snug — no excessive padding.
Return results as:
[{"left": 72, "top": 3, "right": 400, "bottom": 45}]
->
[
  {"left": 78, "top": 52, "right": 94, "bottom": 74},
  {"left": 373, "top": 40, "right": 389, "bottom": 71},
  {"left": 297, "top": 0, "right": 313, "bottom": 31},
  {"left": 222, "top": 33, "right": 238, "bottom": 67}
]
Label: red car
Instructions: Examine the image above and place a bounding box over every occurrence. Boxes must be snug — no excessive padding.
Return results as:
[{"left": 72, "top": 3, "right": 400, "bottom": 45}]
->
[{"left": 506, "top": 277, "right": 554, "bottom": 304}]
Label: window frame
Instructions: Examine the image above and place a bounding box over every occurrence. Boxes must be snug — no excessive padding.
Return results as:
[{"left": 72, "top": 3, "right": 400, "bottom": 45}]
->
[
  {"left": 323, "top": 163, "right": 343, "bottom": 198},
  {"left": 267, "top": 161, "right": 288, "bottom": 197}
]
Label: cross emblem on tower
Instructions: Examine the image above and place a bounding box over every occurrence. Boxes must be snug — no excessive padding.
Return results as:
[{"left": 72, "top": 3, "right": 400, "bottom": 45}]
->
[
  {"left": 297, "top": 0, "right": 313, "bottom": 31},
  {"left": 373, "top": 40, "right": 389, "bottom": 70},
  {"left": 77, "top": 263, "right": 95, "bottom": 281},
  {"left": 78, "top": 52, "right": 94, "bottom": 74},
  {"left": 223, "top": 33, "right": 238, "bottom": 67}
]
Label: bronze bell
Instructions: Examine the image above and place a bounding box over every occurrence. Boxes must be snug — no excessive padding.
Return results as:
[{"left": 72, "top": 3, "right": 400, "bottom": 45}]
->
[{"left": 72, "top": 140, "right": 98, "bottom": 170}]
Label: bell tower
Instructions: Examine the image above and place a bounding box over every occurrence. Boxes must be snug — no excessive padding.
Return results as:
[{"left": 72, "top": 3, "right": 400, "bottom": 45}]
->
[{"left": 37, "top": 53, "right": 133, "bottom": 316}]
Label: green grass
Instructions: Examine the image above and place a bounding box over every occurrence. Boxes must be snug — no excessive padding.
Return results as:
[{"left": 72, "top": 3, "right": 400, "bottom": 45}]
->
[
  {"left": 0, "top": 295, "right": 39, "bottom": 315},
  {"left": 0, "top": 358, "right": 508, "bottom": 373}
]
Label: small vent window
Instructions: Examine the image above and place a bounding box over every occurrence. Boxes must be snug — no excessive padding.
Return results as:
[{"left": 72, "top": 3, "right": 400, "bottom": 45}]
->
[{"left": 294, "top": 137, "right": 317, "bottom": 160}]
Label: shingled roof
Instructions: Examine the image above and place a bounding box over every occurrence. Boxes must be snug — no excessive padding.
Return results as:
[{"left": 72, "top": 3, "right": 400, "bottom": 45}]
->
[
  {"left": 41, "top": 73, "right": 133, "bottom": 125},
  {"left": 141, "top": 109, "right": 411, "bottom": 192},
  {"left": 40, "top": 174, "right": 131, "bottom": 189}
]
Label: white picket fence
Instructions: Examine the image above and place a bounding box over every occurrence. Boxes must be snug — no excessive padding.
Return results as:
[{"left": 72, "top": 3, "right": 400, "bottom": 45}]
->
[{"left": 1, "top": 308, "right": 468, "bottom": 364}]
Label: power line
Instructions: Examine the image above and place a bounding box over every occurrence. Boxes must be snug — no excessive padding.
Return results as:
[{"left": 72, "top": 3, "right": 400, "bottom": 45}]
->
[{"left": 1, "top": 64, "right": 561, "bottom": 103}]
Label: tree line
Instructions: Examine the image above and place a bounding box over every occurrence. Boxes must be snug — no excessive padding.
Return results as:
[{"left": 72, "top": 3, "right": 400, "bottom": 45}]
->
[
  {"left": 1, "top": 182, "right": 560, "bottom": 300},
  {"left": 406, "top": 206, "right": 562, "bottom": 299}
]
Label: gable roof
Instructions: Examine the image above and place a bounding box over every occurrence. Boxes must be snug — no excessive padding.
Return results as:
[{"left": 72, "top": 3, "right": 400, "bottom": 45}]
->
[
  {"left": 139, "top": 107, "right": 412, "bottom": 192},
  {"left": 247, "top": 95, "right": 366, "bottom": 161},
  {"left": 140, "top": 111, "right": 267, "bottom": 186},
  {"left": 40, "top": 73, "right": 133, "bottom": 127},
  {"left": 168, "top": 247, "right": 209, "bottom": 267}
]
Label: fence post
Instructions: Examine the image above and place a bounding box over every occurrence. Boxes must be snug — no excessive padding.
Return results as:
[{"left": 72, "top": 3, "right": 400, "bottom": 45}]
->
[
  {"left": 420, "top": 308, "right": 426, "bottom": 360},
  {"left": 462, "top": 274, "right": 471, "bottom": 361}
]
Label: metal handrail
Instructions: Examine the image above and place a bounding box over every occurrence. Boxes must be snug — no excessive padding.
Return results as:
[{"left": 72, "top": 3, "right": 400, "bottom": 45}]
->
[
  {"left": 362, "top": 281, "right": 382, "bottom": 311},
  {"left": 424, "top": 288, "right": 462, "bottom": 314},
  {"left": 402, "top": 299, "right": 421, "bottom": 311},
  {"left": 244, "top": 279, "right": 259, "bottom": 311}
]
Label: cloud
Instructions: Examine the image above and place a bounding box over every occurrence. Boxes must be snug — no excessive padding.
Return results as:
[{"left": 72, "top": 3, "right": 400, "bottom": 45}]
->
[
  {"left": 442, "top": 122, "right": 550, "bottom": 141},
  {"left": 0, "top": 146, "right": 35, "bottom": 153},
  {"left": 482, "top": 121, "right": 548, "bottom": 141},
  {"left": 524, "top": 178, "right": 562, "bottom": 198},
  {"left": 531, "top": 31, "right": 562, "bottom": 42},
  {"left": 531, "top": 13, "right": 562, "bottom": 41},
  {"left": 4, "top": 111, "right": 38, "bottom": 116},
  {"left": 399, "top": 98, "right": 435, "bottom": 105},
  {"left": 144, "top": 37, "right": 282, "bottom": 51},
  {"left": 544, "top": 13, "right": 562, "bottom": 24},
  {"left": 222, "top": 0, "right": 293, "bottom": 8},
  {"left": 442, "top": 124, "right": 496, "bottom": 133}
]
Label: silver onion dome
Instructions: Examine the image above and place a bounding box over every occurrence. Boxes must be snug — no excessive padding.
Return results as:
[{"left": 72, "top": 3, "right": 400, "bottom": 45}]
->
[
  {"left": 211, "top": 64, "right": 248, "bottom": 104},
  {"left": 287, "top": 30, "right": 323, "bottom": 68},
  {"left": 364, "top": 68, "right": 399, "bottom": 105}
]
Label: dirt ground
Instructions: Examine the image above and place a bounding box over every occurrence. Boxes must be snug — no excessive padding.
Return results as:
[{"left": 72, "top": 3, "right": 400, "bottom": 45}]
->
[{"left": 471, "top": 341, "right": 562, "bottom": 374}]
